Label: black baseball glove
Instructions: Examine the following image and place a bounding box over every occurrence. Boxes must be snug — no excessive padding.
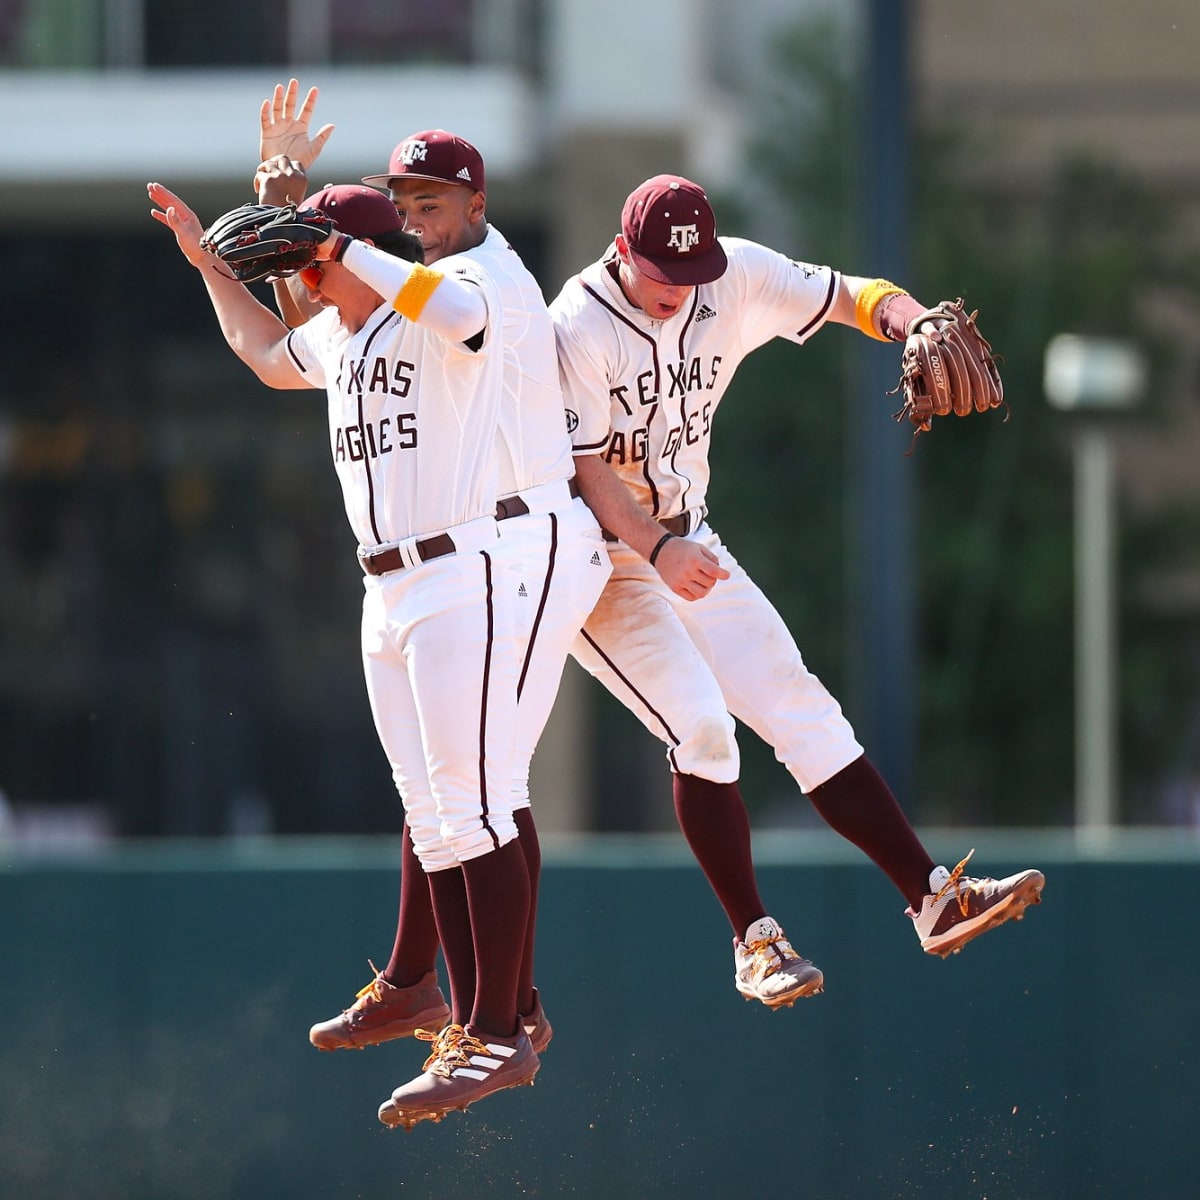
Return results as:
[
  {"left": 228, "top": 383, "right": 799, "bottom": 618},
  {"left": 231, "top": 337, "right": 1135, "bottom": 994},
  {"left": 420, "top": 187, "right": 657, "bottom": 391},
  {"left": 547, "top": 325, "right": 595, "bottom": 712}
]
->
[
  {"left": 890, "top": 298, "right": 1006, "bottom": 446},
  {"left": 199, "top": 202, "right": 334, "bottom": 284}
]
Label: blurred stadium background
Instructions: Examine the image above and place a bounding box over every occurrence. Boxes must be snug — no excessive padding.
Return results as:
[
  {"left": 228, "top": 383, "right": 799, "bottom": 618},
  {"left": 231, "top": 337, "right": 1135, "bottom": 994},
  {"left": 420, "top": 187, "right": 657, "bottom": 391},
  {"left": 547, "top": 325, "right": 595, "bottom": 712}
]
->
[{"left": 2, "top": 2, "right": 1199, "bottom": 1196}]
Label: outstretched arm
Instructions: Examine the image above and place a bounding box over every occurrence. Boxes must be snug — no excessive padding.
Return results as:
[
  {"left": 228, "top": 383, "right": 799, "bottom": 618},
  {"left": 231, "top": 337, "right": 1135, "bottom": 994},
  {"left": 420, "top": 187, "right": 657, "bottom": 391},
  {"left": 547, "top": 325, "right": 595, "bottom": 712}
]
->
[
  {"left": 830, "top": 274, "right": 926, "bottom": 341},
  {"left": 147, "top": 181, "right": 310, "bottom": 390},
  {"left": 258, "top": 78, "right": 335, "bottom": 170}
]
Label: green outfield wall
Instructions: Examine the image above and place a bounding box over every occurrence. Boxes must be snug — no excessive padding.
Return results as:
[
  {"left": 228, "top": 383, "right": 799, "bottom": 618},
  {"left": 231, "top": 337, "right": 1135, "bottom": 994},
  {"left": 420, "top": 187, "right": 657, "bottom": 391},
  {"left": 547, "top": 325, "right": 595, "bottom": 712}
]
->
[{"left": 1, "top": 830, "right": 1197, "bottom": 1199}]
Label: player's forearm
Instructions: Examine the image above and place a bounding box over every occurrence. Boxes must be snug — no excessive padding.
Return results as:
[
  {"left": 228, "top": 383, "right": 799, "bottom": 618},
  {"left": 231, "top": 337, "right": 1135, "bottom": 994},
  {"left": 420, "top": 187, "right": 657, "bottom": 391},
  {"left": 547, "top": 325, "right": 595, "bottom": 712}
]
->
[
  {"left": 572, "top": 454, "right": 671, "bottom": 562},
  {"left": 271, "top": 275, "right": 319, "bottom": 329},
  {"left": 197, "top": 262, "right": 299, "bottom": 386},
  {"left": 837, "top": 274, "right": 926, "bottom": 341},
  {"left": 339, "top": 240, "right": 488, "bottom": 344}
]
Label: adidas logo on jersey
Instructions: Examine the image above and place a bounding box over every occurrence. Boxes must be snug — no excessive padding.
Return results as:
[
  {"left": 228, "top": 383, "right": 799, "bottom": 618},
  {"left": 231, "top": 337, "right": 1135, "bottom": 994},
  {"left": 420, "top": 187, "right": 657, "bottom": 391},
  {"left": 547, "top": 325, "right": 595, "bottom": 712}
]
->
[
  {"left": 517, "top": 583, "right": 528, "bottom": 598},
  {"left": 695, "top": 304, "right": 717, "bottom": 322},
  {"left": 590, "top": 551, "right": 602, "bottom": 566},
  {"left": 456, "top": 166, "right": 473, "bottom": 182}
]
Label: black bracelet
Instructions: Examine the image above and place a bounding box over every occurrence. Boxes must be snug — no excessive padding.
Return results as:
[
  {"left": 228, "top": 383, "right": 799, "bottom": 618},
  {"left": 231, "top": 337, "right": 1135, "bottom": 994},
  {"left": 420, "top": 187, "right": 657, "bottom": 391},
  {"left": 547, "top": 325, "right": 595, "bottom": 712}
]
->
[
  {"left": 649, "top": 532, "right": 676, "bottom": 567},
  {"left": 332, "top": 235, "right": 352, "bottom": 263}
]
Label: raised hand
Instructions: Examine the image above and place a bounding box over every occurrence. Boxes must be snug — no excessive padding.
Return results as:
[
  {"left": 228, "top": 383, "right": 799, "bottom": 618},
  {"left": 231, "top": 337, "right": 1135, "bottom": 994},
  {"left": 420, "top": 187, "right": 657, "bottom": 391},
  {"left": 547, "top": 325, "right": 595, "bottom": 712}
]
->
[
  {"left": 147, "top": 181, "right": 208, "bottom": 267},
  {"left": 259, "top": 78, "right": 335, "bottom": 170}
]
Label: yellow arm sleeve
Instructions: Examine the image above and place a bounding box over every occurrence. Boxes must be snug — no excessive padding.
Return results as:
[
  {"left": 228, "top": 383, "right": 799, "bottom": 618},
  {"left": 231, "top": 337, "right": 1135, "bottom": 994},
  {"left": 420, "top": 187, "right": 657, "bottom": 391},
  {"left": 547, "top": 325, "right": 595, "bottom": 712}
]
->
[{"left": 392, "top": 263, "right": 443, "bottom": 321}]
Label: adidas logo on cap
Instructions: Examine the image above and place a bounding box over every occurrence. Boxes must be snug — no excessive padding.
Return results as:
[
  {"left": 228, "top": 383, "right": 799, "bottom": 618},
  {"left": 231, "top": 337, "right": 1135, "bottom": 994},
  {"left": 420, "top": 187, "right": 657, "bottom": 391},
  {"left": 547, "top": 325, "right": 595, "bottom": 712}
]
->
[{"left": 457, "top": 166, "right": 473, "bottom": 182}]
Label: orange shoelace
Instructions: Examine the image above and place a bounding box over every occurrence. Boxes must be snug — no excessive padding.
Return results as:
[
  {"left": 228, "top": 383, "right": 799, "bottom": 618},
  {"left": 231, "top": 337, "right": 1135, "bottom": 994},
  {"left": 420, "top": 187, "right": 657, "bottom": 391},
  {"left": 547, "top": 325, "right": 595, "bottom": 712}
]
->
[
  {"left": 744, "top": 936, "right": 797, "bottom": 979},
  {"left": 351, "top": 960, "right": 387, "bottom": 1007},
  {"left": 414, "top": 1024, "right": 490, "bottom": 1076},
  {"left": 932, "top": 849, "right": 977, "bottom": 917}
]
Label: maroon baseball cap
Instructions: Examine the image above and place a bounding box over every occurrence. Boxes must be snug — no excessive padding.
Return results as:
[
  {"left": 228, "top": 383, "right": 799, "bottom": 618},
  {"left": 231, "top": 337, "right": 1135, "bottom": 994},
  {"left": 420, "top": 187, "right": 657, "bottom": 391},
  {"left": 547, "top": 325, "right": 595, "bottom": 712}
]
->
[
  {"left": 361, "top": 130, "right": 486, "bottom": 194},
  {"left": 621, "top": 174, "right": 727, "bottom": 286},
  {"left": 301, "top": 184, "right": 404, "bottom": 239}
]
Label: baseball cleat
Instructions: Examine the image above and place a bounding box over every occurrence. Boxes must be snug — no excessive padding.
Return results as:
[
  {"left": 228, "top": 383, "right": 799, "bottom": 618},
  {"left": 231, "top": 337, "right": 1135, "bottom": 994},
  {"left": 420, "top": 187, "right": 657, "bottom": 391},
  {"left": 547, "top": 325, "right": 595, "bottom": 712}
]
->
[
  {"left": 308, "top": 962, "right": 450, "bottom": 1051},
  {"left": 522, "top": 987, "right": 553, "bottom": 1054},
  {"left": 733, "top": 916, "right": 825, "bottom": 1009},
  {"left": 908, "top": 850, "right": 1045, "bottom": 958},
  {"left": 377, "top": 1024, "right": 540, "bottom": 1131}
]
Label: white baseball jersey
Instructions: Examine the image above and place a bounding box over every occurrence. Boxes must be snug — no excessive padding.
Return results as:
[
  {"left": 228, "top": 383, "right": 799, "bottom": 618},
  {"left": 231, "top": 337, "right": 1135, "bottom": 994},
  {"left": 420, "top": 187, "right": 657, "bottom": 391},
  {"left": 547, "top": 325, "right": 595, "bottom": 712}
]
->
[
  {"left": 554, "top": 237, "right": 838, "bottom": 521},
  {"left": 286, "top": 263, "right": 525, "bottom": 871},
  {"left": 475, "top": 225, "right": 576, "bottom": 497},
  {"left": 464, "top": 226, "right": 611, "bottom": 805},
  {"left": 285, "top": 248, "right": 503, "bottom": 548},
  {"left": 551, "top": 236, "right": 863, "bottom": 793}
]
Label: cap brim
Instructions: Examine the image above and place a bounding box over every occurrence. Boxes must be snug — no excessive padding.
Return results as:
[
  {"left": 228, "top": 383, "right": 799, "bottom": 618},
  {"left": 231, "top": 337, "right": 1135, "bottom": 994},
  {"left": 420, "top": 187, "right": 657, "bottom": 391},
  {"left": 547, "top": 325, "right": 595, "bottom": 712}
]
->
[
  {"left": 360, "top": 170, "right": 482, "bottom": 190},
  {"left": 628, "top": 240, "right": 728, "bottom": 286}
]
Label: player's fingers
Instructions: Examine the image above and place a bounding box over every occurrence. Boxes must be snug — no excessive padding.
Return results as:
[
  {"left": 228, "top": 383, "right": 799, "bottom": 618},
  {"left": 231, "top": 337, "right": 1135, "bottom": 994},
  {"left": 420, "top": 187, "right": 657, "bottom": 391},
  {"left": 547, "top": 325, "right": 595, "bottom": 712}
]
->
[
  {"left": 694, "top": 559, "right": 729, "bottom": 583},
  {"left": 298, "top": 86, "right": 319, "bottom": 122},
  {"left": 282, "top": 77, "right": 299, "bottom": 118},
  {"left": 309, "top": 125, "right": 335, "bottom": 161},
  {"left": 259, "top": 97, "right": 270, "bottom": 132},
  {"left": 270, "top": 82, "right": 286, "bottom": 121}
]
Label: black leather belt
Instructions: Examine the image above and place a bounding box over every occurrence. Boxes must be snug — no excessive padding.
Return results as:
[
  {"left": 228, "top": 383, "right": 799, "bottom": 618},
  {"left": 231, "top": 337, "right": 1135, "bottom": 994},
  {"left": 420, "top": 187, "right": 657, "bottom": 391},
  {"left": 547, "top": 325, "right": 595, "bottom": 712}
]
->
[
  {"left": 496, "top": 476, "right": 582, "bottom": 521},
  {"left": 359, "top": 532, "right": 457, "bottom": 576},
  {"left": 602, "top": 512, "right": 691, "bottom": 543}
]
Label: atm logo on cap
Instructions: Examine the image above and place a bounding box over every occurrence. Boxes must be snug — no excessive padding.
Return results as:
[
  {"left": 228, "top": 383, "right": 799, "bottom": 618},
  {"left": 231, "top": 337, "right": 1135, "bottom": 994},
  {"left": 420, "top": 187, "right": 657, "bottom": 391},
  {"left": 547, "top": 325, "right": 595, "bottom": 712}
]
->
[
  {"left": 398, "top": 139, "right": 429, "bottom": 164},
  {"left": 668, "top": 224, "right": 700, "bottom": 253}
]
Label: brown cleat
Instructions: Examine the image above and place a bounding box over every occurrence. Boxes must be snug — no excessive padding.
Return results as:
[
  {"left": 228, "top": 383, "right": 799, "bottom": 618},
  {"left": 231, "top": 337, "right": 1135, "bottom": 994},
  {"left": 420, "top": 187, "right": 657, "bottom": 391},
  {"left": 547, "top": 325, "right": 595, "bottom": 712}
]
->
[
  {"left": 908, "top": 851, "right": 1046, "bottom": 958},
  {"left": 309, "top": 962, "right": 450, "bottom": 1051},
  {"left": 522, "top": 988, "right": 553, "bottom": 1054},
  {"left": 378, "top": 1024, "right": 540, "bottom": 1131}
]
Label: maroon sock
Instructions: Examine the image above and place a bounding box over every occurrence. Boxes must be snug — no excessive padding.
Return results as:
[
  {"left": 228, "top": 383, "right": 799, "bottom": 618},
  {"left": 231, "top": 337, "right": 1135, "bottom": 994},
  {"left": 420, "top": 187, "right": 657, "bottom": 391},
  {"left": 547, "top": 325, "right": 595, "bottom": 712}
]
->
[
  {"left": 672, "top": 774, "right": 767, "bottom": 938},
  {"left": 382, "top": 821, "right": 442, "bottom": 989},
  {"left": 461, "top": 839, "right": 530, "bottom": 1040},
  {"left": 807, "top": 755, "right": 935, "bottom": 909},
  {"left": 427, "top": 866, "right": 474, "bottom": 1025},
  {"left": 513, "top": 807, "right": 540, "bottom": 1017}
]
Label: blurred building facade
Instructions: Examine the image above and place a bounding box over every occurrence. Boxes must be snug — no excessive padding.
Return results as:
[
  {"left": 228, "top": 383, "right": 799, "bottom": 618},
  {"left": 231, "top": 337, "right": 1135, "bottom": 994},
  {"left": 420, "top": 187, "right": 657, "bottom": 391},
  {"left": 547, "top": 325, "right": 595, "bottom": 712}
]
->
[{"left": 1, "top": 0, "right": 1198, "bottom": 838}]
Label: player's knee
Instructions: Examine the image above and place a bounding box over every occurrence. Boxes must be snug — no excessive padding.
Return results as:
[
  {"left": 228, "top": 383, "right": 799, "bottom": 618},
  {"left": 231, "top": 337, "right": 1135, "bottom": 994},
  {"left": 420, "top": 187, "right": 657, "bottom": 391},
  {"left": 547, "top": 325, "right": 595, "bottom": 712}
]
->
[
  {"left": 409, "top": 831, "right": 457, "bottom": 873},
  {"left": 440, "top": 817, "right": 519, "bottom": 863},
  {"left": 670, "top": 716, "right": 740, "bottom": 783}
]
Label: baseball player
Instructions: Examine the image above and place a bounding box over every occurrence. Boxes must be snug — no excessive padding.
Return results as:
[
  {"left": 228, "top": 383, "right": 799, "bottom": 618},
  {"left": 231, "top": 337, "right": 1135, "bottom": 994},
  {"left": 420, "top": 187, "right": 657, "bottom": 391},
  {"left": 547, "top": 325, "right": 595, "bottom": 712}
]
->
[
  {"left": 255, "top": 83, "right": 826, "bottom": 1024},
  {"left": 149, "top": 179, "right": 542, "bottom": 1129},
  {"left": 255, "top": 84, "right": 828, "bottom": 1034},
  {"left": 251, "top": 85, "right": 613, "bottom": 1095},
  {"left": 550, "top": 174, "right": 1045, "bottom": 990}
]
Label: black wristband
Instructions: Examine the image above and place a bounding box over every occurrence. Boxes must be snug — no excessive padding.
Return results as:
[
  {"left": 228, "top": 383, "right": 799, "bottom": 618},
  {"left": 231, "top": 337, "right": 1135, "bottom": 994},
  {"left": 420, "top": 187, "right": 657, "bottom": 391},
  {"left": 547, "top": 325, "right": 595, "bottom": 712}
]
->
[
  {"left": 649, "top": 532, "right": 676, "bottom": 567},
  {"left": 332, "top": 234, "right": 352, "bottom": 263}
]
